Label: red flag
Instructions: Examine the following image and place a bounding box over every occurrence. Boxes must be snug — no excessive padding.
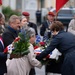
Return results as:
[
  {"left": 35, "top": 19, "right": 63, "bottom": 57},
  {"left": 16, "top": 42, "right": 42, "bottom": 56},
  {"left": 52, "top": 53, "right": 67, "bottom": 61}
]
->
[
  {"left": 56, "top": 0, "right": 68, "bottom": 12},
  {"left": 0, "top": 0, "right": 2, "bottom": 5}
]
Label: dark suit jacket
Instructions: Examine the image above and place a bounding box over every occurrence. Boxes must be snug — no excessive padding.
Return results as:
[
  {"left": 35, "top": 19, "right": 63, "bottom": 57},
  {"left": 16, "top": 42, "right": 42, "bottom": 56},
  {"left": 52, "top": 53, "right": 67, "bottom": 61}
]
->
[
  {"left": 1, "top": 26, "right": 19, "bottom": 74},
  {"left": 28, "top": 22, "right": 38, "bottom": 35},
  {"left": 2, "top": 26, "right": 19, "bottom": 48},
  {"left": 36, "top": 30, "right": 75, "bottom": 73},
  {"left": 40, "top": 21, "right": 49, "bottom": 36},
  {"left": 0, "top": 37, "right": 7, "bottom": 74}
]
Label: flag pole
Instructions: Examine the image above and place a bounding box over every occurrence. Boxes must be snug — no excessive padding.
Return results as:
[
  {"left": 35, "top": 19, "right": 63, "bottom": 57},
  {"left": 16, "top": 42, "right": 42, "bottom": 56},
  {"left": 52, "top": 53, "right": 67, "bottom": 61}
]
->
[
  {"left": 55, "top": 10, "right": 60, "bottom": 21},
  {"left": 0, "top": 5, "right": 2, "bottom": 13},
  {"left": 0, "top": 0, "right": 2, "bottom": 13}
]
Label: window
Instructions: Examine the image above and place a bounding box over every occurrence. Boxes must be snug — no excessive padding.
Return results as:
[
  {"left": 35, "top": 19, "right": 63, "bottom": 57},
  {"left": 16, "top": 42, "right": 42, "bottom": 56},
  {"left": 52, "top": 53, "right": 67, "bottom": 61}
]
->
[{"left": 16, "top": 0, "right": 22, "bottom": 11}]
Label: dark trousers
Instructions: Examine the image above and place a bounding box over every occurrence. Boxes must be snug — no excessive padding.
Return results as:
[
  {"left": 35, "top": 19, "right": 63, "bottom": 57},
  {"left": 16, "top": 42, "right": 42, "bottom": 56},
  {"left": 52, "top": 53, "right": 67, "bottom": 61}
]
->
[
  {"left": 29, "top": 68, "right": 35, "bottom": 75},
  {"left": 0, "top": 74, "right": 4, "bottom": 75}
]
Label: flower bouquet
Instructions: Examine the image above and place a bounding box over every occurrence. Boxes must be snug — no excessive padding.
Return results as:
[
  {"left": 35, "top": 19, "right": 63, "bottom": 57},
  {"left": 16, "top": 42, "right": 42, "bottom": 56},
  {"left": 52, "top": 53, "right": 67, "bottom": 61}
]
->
[
  {"left": 33, "top": 41, "right": 50, "bottom": 64},
  {"left": 4, "top": 30, "right": 30, "bottom": 58},
  {"left": 34, "top": 41, "right": 62, "bottom": 64}
]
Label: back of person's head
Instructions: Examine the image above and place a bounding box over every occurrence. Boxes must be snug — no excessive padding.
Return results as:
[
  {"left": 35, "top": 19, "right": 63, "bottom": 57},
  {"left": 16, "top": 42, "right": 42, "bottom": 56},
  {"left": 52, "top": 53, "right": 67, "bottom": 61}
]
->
[
  {"left": 9, "top": 15, "right": 20, "bottom": 24},
  {"left": 50, "top": 21, "right": 64, "bottom": 31},
  {"left": 25, "top": 27, "right": 35, "bottom": 38}
]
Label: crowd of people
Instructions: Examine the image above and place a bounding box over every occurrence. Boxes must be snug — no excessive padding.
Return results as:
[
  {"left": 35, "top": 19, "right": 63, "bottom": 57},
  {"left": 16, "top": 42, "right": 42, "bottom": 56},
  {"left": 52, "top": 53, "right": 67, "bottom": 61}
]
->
[{"left": 0, "top": 10, "right": 75, "bottom": 75}]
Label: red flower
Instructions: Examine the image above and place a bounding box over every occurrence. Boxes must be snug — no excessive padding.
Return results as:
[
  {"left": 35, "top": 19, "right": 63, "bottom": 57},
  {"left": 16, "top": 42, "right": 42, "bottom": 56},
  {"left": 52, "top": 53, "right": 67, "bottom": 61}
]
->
[
  {"left": 34, "top": 46, "right": 39, "bottom": 49},
  {"left": 4, "top": 47, "right": 8, "bottom": 53},
  {"left": 39, "top": 42, "right": 45, "bottom": 46},
  {"left": 46, "top": 54, "right": 50, "bottom": 58},
  {"left": 34, "top": 52, "right": 40, "bottom": 55},
  {"left": 14, "top": 37, "right": 20, "bottom": 42},
  {"left": 35, "top": 52, "right": 50, "bottom": 59}
]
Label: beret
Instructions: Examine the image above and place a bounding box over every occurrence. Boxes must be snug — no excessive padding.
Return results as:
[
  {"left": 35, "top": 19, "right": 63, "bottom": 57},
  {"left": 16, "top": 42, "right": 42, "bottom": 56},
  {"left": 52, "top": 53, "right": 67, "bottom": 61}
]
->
[
  {"left": 48, "top": 12, "right": 55, "bottom": 16},
  {"left": 22, "top": 12, "right": 30, "bottom": 16}
]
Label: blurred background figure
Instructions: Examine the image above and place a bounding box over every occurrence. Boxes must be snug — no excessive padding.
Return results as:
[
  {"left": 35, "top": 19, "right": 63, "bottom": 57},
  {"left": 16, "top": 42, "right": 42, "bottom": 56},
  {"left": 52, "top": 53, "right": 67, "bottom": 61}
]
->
[
  {"left": 0, "top": 13, "right": 5, "bottom": 35},
  {"left": 2, "top": 15, "right": 20, "bottom": 48},
  {"left": 0, "top": 32, "right": 7, "bottom": 75},
  {"left": 20, "top": 15, "right": 36, "bottom": 75},
  {"left": 40, "top": 11, "right": 55, "bottom": 36},
  {"left": 35, "top": 10, "right": 41, "bottom": 25},
  {"left": 20, "top": 15, "right": 41, "bottom": 44},
  {"left": 22, "top": 12, "right": 38, "bottom": 35},
  {"left": 40, "top": 12, "right": 55, "bottom": 42},
  {"left": 20, "top": 16, "right": 28, "bottom": 30},
  {"left": 68, "top": 14, "right": 75, "bottom": 35}
]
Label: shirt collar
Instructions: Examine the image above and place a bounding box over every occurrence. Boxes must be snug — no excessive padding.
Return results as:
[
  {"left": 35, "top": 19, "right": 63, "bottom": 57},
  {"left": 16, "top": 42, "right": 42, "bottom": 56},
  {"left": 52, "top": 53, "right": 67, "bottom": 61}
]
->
[{"left": 8, "top": 26, "right": 18, "bottom": 33}]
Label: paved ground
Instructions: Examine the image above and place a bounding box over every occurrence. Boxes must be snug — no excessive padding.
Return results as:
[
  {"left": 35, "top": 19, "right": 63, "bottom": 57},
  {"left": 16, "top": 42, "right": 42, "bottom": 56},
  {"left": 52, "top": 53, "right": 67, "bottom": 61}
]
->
[
  {"left": 35, "top": 65, "right": 61, "bottom": 75},
  {"left": 35, "top": 66, "right": 45, "bottom": 75}
]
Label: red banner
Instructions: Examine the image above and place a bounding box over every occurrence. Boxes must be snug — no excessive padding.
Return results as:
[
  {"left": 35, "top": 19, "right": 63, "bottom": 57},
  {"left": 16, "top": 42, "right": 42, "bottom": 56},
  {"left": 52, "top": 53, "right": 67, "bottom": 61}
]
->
[
  {"left": 0, "top": 0, "right": 2, "bottom": 5},
  {"left": 56, "top": 0, "right": 68, "bottom": 13}
]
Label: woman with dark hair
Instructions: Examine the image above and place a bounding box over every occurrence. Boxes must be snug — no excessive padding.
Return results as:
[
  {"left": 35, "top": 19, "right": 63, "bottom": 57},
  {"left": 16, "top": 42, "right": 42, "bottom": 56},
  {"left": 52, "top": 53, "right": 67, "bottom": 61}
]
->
[{"left": 36, "top": 21, "right": 75, "bottom": 75}]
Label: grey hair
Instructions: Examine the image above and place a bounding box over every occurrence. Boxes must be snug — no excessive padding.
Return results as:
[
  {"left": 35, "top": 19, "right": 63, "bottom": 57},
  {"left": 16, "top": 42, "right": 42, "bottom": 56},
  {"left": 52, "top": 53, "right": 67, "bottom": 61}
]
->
[
  {"left": 9, "top": 15, "right": 20, "bottom": 24},
  {"left": 0, "top": 13, "right": 5, "bottom": 19},
  {"left": 25, "top": 27, "right": 35, "bottom": 38}
]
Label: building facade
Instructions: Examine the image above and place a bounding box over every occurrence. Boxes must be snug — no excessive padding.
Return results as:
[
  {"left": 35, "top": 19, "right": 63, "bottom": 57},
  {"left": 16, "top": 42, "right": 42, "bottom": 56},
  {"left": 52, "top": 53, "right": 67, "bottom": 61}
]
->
[{"left": 2, "top": 0, "right": 75, "bottom": 22}]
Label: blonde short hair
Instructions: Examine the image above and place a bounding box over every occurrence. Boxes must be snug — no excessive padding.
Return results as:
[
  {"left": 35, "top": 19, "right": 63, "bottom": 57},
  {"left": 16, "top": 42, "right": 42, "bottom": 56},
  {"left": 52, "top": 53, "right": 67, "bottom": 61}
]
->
[{"left": 9, "top": 15, "right": 20, "bottom": 24}]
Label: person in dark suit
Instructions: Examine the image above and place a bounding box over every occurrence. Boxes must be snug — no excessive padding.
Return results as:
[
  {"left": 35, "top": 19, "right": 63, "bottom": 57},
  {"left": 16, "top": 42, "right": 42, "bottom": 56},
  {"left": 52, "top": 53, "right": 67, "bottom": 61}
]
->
[
  {"left": 0, "top": 36, "right": 7, "bottom": 75},
  {"left": 35, "top": 10, "right": 41, "bottom": 25},
  {"left": 36, "top": 21, "right": 75, "bottom": 75},
  {"left": 22, "top": 12, "right": 38, "bottom": 35},
  {"left": 40, "top": 12, "right": 55, "bottom": 36},
  {"left": 2, "top": 15, "right": 20, "bottom": 48},
  {"left": 0, "top": 13, "right": 7, "bottom": 75}
]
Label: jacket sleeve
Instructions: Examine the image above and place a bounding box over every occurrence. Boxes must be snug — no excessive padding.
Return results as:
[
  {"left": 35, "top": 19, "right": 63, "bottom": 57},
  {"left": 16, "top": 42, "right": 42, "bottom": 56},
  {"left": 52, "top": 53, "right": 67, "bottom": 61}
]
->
[
  {"left": 2, "top": 32, "right": 14, "bottom": 48},
  {"left": 40, "top": 23, "right": 46, "bottom": 36},
  {"left": 36, "top": 36, "right": 60, "bottom": 61},
  {"left": 0, "top": 42, "right": 7, "bottom": 60},
  {"left": 34, "top": 24, "right": 38, "bottom": 35},
  {"left": 68, "top": 19, "right": 75, "bottom": 35},
  {"left": 27, "top": 44, "right": 42, "bottom": 68}
]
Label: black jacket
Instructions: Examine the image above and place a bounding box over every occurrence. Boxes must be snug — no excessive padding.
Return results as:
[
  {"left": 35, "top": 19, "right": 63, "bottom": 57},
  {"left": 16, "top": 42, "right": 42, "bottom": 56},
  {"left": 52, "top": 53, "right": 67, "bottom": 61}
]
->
[
  {"left": 2, "top": 26, "right": 19, "bottom": 48},
  {"left": 28, "top": 22, "right": 38, "bottom": 35},
  {"left": 40, "top": 21, "right": 49, "bottom": 36},
  {"left": 1, "top": 26, "right": 19, "bottom": 74},
  {"left": 0, "top": 37, "right": 7, "bottom": 74}
]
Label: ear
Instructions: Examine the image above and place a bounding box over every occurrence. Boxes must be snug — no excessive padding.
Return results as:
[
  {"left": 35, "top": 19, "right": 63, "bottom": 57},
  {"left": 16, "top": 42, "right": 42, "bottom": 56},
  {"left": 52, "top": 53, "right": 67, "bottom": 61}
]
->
[{"left": 10, "top": 22, "right": 14, "bottom": 26}]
